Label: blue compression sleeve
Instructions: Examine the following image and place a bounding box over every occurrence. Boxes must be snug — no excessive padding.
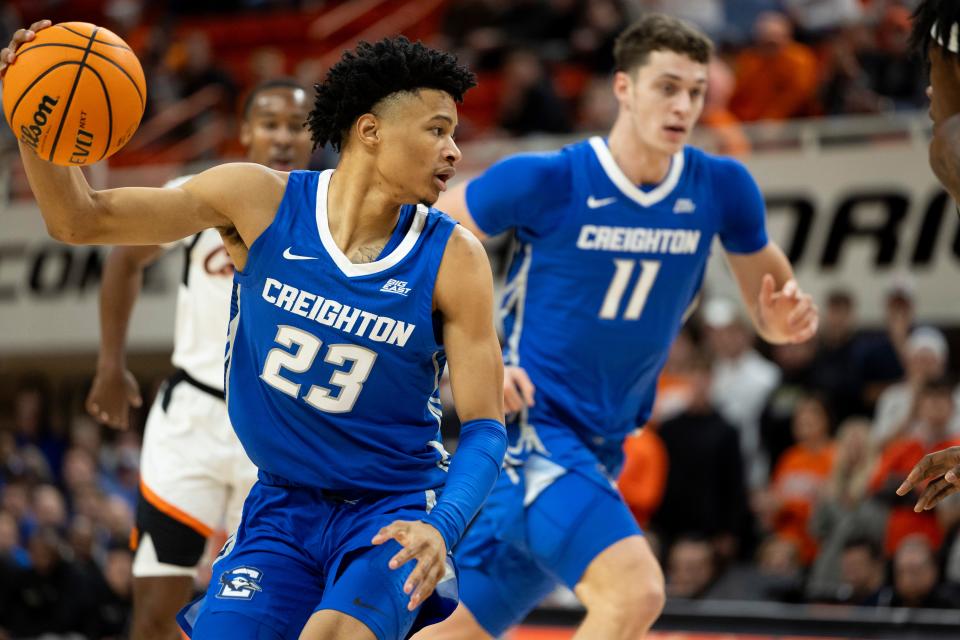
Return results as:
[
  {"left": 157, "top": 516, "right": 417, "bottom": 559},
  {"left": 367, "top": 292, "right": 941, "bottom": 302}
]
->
[{"left": 425, "top": 418, "right": 507, "bottom": 550}]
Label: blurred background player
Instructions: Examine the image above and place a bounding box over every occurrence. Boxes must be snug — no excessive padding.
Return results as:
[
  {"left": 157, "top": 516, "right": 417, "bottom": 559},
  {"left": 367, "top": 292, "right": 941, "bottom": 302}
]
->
[
  {"left": 419, "top": 13, "right": 817, "bottom": 640},
  {"left": 3, "top": 27, "right": 506, "bottom": 640},
  {"left": 84, "top": 78, "right": 313, "bottom": 640}
]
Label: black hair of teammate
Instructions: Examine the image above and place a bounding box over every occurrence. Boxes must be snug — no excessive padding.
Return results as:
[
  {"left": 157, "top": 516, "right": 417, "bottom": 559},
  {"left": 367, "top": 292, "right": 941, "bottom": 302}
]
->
[
  {"left": 911, "top": 0, "right": 960, "bottom": 61},
  {"left": 241, "top": 78, "right": 306, "bottom": 119},
  {"left": 307, "top": 36, "right": 476, "bottom": 152}
]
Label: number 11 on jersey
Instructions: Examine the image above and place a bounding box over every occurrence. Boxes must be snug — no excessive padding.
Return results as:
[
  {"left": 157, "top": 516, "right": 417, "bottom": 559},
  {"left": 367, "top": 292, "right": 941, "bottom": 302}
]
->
[{"left": 599, "top": 259, "right": 661, "bottom": 320}]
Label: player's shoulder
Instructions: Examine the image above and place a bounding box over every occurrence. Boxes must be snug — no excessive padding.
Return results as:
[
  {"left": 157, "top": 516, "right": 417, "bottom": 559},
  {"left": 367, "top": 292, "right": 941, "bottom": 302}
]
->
[
  {"left": 491, "top": 144, "right": 574, "bottom": 183},
  {"left": 440, "top": 223, "right": 487, "bottom": 269},
  {"left": 685, "top": 146, "right": 754, "bottom": 183},
  {"left": 162, "top": 174, "right": 195, "bottom": 189}
]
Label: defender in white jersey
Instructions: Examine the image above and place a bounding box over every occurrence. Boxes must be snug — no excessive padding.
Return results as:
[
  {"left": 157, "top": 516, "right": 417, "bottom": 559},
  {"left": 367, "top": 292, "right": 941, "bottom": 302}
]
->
[{"left": 84, "top": 80, "right": 313, "bottom": 640}]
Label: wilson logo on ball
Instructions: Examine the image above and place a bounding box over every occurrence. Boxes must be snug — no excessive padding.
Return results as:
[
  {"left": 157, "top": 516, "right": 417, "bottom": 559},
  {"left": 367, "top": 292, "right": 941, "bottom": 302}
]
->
[{"left": 19, "top": 95, "right": 59, "bottom": 151}]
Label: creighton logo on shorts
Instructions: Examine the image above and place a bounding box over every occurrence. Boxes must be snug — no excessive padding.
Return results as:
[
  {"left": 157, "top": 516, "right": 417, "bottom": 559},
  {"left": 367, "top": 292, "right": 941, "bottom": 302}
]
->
[{"left": 217, "top": 566, "right": 263, "bottom": 599}]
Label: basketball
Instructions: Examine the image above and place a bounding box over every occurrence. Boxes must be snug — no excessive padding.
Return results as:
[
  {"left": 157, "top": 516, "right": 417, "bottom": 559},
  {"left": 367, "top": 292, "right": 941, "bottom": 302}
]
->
[{"left": 2, "top": 22, "right": 146, "bottom": 166}]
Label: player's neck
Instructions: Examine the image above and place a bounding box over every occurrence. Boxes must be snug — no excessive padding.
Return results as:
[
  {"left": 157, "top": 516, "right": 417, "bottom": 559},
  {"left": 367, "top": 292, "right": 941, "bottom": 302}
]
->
[
  {"left": 607, "top": 120, "right": 673, "bottom": 185},
  {"left": 325, "top": 164, "right": 401, "bottom": 260}
]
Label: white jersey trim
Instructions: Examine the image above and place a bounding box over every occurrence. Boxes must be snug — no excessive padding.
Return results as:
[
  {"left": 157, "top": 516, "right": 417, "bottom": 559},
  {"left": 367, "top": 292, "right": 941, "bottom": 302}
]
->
[
  {"left": 588, "top": 136, "right": 684, "bottom": 208},
  {"left": 314, "top": 169, "right": 426, "bottom": 277}
]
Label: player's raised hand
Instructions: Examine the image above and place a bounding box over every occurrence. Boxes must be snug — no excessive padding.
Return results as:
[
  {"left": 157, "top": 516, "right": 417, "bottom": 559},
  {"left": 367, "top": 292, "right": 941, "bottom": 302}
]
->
[
  {"left": 0, "top": 20, "right": 51, "bottom": 76},
  {"left": 373, "top": 520, "right": 448, "bottom": 611},
  {"left": 757, "top": 274, "right": 819, "bottom": 344},
  {"left": 504, "top": 365, "right": 535, "bottom": 414},
  {"left": 86, "top": 365, "right": 142, "bottom": 430},
  {"left": 897, "top": 446, "right": 960, "bottom": 511}
]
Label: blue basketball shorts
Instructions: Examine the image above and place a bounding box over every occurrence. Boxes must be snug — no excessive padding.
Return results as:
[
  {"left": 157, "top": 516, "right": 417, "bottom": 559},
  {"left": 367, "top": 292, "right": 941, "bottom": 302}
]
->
[
  {"left": 177, "top": 472, "right": 458, "bottom": 640},
  {"left": 453, "top": 453, "right": 642, "bottom": 637}
]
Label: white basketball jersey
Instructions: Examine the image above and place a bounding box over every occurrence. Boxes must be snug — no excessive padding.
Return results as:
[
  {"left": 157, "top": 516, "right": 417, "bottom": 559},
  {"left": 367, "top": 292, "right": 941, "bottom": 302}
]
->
[{"left": 163, "top": 176, "right": 235, "bottom": 391}]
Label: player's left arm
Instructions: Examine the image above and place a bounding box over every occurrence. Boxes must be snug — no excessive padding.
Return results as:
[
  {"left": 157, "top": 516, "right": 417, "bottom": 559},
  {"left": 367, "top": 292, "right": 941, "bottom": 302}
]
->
[
  {"left": 715, "top": 156, "right": 818, "bottom": 345},
  {"left": 726, "top": 243, "right": 818, "bottom": 345},
  {"left": 372, "top": 226, "right": 505, "bottom": 611}
]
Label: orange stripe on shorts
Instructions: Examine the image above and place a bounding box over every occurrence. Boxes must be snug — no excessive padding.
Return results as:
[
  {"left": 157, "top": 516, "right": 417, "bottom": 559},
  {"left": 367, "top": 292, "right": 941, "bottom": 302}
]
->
[{"left": 140, "top": 479, "right": 214, "bottom": 538}]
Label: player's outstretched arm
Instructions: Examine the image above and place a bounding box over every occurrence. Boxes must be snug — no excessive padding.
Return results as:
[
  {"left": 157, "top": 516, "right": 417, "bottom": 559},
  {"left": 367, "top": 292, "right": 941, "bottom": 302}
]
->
[
  {"left": 85, "top": 245, "right": 164, "bottom": 429},
  {"left": 725, "top": 242, "right": 819, "bottom": 345},
  {"left": 2, "top": 26, "right": 282, "bottom": 249},
  {"left": 18, "top": 150, "right": 284, "bottom": 249}
]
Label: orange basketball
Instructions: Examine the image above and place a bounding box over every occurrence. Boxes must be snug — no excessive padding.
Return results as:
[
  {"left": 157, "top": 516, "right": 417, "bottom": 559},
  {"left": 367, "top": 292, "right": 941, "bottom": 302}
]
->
[{"left": 2, "top": 22, "right": 146, "bottom": 166}]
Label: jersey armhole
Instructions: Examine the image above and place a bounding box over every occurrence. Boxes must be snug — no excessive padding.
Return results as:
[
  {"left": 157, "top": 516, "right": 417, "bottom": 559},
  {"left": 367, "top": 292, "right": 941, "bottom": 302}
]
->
[{"left": 235, "top": 171, "right": 309, "bottom": 282}]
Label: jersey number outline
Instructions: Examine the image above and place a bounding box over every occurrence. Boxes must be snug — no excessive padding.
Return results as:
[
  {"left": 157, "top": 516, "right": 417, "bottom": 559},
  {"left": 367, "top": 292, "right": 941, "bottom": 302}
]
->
[
  {"left": 260, "top": 325, "right": 377, "bottom": 414},
  {"left": 599, "top": 259, "right": 661, "bottom": 320}
]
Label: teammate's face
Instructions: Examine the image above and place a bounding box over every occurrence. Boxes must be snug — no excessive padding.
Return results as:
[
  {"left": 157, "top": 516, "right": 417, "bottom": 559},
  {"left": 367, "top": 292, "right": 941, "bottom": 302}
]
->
[
  {"left": 928, "top": 45, "right": 960, "bottom": 125},
  {"left": 616, "top": 50, "right": 706, "bottom": 155},
  {"left": 372, "top": 89, "right": 461, "bottom": 206},
  {"left": 241, "top": 88, "right": 313, "bottom": 171}
]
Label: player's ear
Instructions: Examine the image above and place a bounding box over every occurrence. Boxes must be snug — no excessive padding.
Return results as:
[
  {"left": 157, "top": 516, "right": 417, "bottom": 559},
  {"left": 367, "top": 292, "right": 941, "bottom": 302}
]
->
[
  {"left": 239, "top": 120, "right": 252, "bottom": 147},
  {"left": 355, "top": 113, "right": 380, "bottom": 149},
  {"left": 613, "top": 71, "right": 632, "bottom": 110}
]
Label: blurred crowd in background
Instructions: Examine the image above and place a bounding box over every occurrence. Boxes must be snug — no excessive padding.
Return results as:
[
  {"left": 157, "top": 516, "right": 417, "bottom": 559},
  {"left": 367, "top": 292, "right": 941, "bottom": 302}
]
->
[
  {"left": 0, "top": 0, "right": 953, "bottom": 637},
  {"left": 0, "top": 0, "right": 931, "bottom": 160}
]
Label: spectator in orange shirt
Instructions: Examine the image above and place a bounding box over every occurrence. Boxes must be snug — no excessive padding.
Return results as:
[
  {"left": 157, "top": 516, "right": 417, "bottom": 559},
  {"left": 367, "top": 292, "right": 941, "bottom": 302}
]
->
[
  {"left": 730, "top": 11, "right": 819, "bottom": 122},
  {"left": 870, "top": 377, "right": 960, "bottom": 555},
  {"left": 700, "top": 58, "right": 751, "bottom": 156},
  {"left": 766, "top": 394, "right": 836, "bottom": 565}
]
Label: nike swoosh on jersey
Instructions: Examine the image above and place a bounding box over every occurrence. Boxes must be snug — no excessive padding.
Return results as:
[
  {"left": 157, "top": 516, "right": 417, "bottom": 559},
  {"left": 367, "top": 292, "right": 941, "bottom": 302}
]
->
[
  {"left": 282, "top": 247, "right": 319, "bottom": 260},
  {"left": 586, "top": 196, "right": 617, "bottom": 209}
]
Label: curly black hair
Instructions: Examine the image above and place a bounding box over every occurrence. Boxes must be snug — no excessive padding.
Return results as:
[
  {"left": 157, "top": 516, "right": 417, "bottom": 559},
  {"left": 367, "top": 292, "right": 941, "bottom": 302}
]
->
[
  {"left": 911, "top": 0, "right": 960, "bottom": 61},
  {"left": 307, "top": 36, "right": 476, "bottom": 152}
]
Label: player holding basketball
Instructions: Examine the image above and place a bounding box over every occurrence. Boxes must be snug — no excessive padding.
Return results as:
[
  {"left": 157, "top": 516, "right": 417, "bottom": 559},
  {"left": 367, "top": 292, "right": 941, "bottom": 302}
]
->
[
  {"left": 84, "top": 79, "right": 312, "bottom": 640},
  {"left": 4, "top": 25, "right": 506, "bottom": 640},
  {"left": 418, "top": 14, "right": 818, "bottom": 640},
  {"left": 893, "top": 2, "right": 960, "bottom": 511}
]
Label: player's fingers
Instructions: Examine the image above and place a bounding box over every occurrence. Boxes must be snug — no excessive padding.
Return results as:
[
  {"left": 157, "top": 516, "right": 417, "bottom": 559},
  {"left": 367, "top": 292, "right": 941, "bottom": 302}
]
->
[
  {"left": 85, "top": 395, "right": 100, "bottom": 418},
  {"left": 29, "top": 20, "right": 52, "bottom": 34},
  {"left": 759, "top": 274, "right": 776, "bottom": 307},
  {"left": 409, "top": 563, "right": 443, "bottom": 611},
  {"left": 898, "top": 452, "right": 946, "bottom": 495},
  {"left": 781, "top": 279, "right": 799, "bottom": 298},
  {"left": 503, "top": 383, "right": 523, "bottom": 414},
  {"left": 788, "top": 307, "right": 818, "bottom": 339},
  {"left": 403, "top": 554, "right": 432, "bottom": 595},
  {"left": 388, "top": 540, "right": 420, "bottom": 570},
  {"left": 946, "top": 466, "right": 960, "bottom": 485},
  {"left": 916, "top": 476, "right": 960, "bottom": 512},
  {"left": 513, "top": 369, "right": 536, "bottom": 407},
  {"left": 786, "top": 295, "right": 812, "bottom": 326},
  {"left": 372, "top": 521, "right": 406, "bottom": 545}
]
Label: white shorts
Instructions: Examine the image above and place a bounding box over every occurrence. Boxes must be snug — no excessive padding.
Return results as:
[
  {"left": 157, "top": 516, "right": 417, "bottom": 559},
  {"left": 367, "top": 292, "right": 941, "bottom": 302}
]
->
[{"left": 132, "top": 371, "right": 258, "bottom": 578}]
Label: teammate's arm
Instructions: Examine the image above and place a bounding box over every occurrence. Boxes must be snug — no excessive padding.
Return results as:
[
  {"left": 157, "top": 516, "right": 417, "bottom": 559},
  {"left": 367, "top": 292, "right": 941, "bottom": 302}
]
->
[
  {"left": 372, "top": 227, "right": 506, "bottom": 611},
  {"left": 433, "top": 181, "right": 488, "bottom": 240},
  {"left": 726, "top": 244, "right": 818, "bottom": 345},
  {"left": 713, "top": 157, "right": 818, "bottom": 345},
  {"left": 85, "top": 245, "right": 164, "bottom": 429}
]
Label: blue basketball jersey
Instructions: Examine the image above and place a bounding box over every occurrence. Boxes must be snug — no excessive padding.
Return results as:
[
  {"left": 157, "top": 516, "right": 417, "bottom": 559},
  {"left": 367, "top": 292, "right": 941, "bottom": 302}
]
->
[
  {"left": 466, "top": 137, "right": 768, "bottom": 471},
  {"left": 225, "top": 170, "right": 457, "bottom": 492}
]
